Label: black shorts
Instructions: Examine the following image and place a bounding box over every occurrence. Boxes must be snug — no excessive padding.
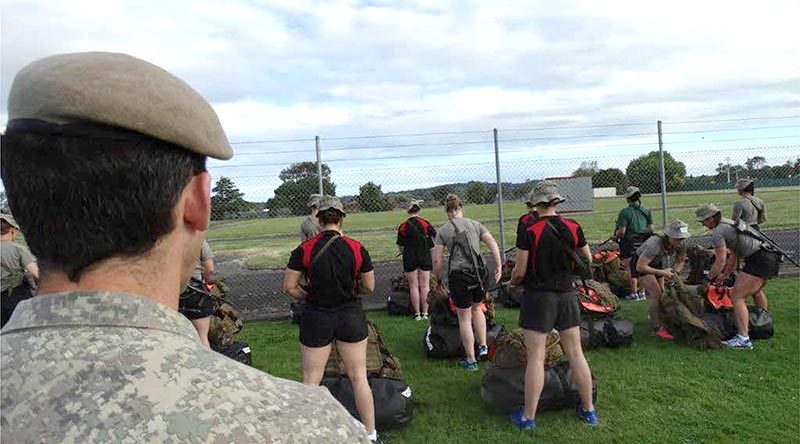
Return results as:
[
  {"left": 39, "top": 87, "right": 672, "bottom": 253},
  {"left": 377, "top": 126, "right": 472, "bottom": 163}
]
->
[
  {"left": 448, "top": 271, "right": 485, "bottom": 309},
  {"left": 629, "top": 255, "right": 662, "bottom": 279},
  {"left": 742, "top": 249, "right": 780, "bottom": 280},
  {"left": 519, "top": 289, "right": 581, "bottom": 333},
  {"left": 403, "top": 247, "right": 433, "bottom": 273},
  {"left": 178, "top": 280, "right": 216, "bottom": 320},
  {"left": 300, "top": 301, "right": 368, "bottom": 348},
  {"left": 619, "top": 238, "right": 636, "bottom": 259}
]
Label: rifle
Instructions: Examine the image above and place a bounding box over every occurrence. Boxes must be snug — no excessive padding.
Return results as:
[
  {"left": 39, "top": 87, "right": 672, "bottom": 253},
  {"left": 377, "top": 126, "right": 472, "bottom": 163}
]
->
[{"left": 750, "top": 226, "right": 799, "bottom": 267}]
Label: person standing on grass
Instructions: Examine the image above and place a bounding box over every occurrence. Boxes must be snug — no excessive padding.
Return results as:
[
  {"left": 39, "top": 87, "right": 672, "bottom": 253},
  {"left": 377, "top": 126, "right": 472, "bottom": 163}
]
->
[
  {"left": 1, "top": 213, "right": 39, "bottom": 328},
  {"left": 432, "top": 194, "right": 502, "bottom": 372},
  {"left": 300, "top": 193, "right": 323, "bottom": 241},
  {"left": 634, "top": 219, "right": 692, "bottom": 341},
  {"left": 509, "top": 180, "right": 598, "bottom": 430},
  {"left": 731, "top": 178, "right": 769, "bottom": 309},
  {"left": 615, "top": 186, "right": 653, "bottom": 301},
  {"left": 695, "top": 204, "right": 781, "bottom": 350},
  {"left": 283, "top": 196, "right": 380, "bottom": 443},
  {"left": 1, "top": 52, "right": 369, "bottom": 443},
  {"left": 397, "top": 200, "right": 437, "bottom": 321},
  {"left": 178, "top": 239, "right": 216, "bottom": 347}
]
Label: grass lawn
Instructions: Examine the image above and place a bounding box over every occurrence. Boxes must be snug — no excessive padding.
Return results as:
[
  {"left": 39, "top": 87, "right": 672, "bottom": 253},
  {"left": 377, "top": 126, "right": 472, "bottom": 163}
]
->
[
  {"left": 209, "top": 188, "right": 799, "bottom": 269},
  {"left": 239, "top": 277, "right": 800, "bottom": 443}
]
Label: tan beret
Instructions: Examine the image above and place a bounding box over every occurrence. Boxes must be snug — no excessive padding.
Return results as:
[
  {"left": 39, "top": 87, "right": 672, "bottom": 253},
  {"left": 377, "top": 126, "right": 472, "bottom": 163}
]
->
[{"left": 7, "top": 52, "right": 233, "bottom": 160}]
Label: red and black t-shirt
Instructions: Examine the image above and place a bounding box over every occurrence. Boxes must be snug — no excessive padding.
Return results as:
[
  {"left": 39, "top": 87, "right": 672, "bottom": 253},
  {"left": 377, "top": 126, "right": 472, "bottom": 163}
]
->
[
  {"left": 515, "top": 212, "right": 539, "bottom": 244},
  {"left": 397, "top": 216, "right": 436, "bottom": 249},
  {"left": 515, "top": 215, "right": 587, "bottom": 288},
  {"left": 288, "top": 230, "right": 374, "bottom": 307}
]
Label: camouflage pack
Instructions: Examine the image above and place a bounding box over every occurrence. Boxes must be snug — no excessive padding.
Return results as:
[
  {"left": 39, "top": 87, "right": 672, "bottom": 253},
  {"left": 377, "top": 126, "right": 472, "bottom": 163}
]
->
[
  {"left": 491, "top": 329, "right": 562, "bottom": 369},
  {"left": 325, "top": 321, "right": 402, "bottom": 379}
]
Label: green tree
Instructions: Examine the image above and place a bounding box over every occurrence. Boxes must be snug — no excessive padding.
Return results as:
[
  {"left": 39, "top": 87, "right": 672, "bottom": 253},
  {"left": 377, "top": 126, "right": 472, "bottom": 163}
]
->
[
  {"left": 267, "top": 162, "right": 336, "bottom": 216},
  {"left": 465, "top": 181, "right": 487, "bottom": 204},
  {"left": 356, "top": 182, "right": 392, "bottom": 212},
  {"left": 572, "top": 160, "right": 599, "bottom": 177},
  {"left": 431, "top": 184, "right": 453, "bottom": 204},
  {"left": 211, "top": 177, "right": 251, "bottom": 220},
  {"left": 592, "top": 168, "right": 629, "bottom": 194},
  {"left": 744, "top": 156, "right": 766, "bottom": 171},
  {"left": 625, "top": 151, "right": 687, "bottom": 193}
]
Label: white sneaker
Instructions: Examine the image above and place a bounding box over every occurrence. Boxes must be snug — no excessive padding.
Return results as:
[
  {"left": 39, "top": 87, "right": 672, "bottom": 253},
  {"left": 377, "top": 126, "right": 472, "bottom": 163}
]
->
[
  {"left": 722, "top": 334, "right": 753, "bottom": 349},
  {"left": 414, "top": 314, "right": 423, "bottom": 321},
  {"left": 421, "top": 313, "right": 429, "bottom": 320}
]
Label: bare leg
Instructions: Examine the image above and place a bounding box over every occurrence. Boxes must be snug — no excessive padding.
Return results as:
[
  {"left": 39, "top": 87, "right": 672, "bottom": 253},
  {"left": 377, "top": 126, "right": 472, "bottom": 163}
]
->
[
  {"left": 622, "top": 258, "right": 637, "bottom": 295},
  {"left": 456, "top": 307, "right": 476, "bottom": 362},
  {"left": 300, "top": 343, "right": 332, "bottom": 385},
  {"left": 190, "top": 317, "right": 211, "bottom": 348},
  {"left": 639, "top": 275, "right": 663, "bottom": 329},
  {"left": 471, "top": 302, "right": 487, "bottom": 348},
  {"left": 406, "top": 270, "right": 420, "bottom": 315},
  {"left": 522, "top": 329, "right": 547, "bottom": 420},
  {"left": 419, "top": 270, "right": 431, "bottom": 315},
  {"left": 559, "top": 326, "right": 595, "bottom": 412},
  {"left": 731, "top": 272, "right": 765, "bottom": 337},
  {"left": 337, "top": 339, "right": 376, "bottom": 435},
  {"left": 753, "top": 289, "right": 768, "bottom": 309}
]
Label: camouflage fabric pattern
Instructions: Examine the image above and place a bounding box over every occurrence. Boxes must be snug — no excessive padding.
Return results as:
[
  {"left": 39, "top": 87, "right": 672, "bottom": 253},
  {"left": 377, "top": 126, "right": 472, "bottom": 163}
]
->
[
  {"left": 686, "top": 245, "right": 715, "bottom": 285},
  {"left": 590, "top": 251, "right": 630, "bottom": 295},
  {"left": 1, "top": 292, "right": 369, "bottom": 443},
  {"left": 390, "top": 273, "right": 437, "bottom": 293},
  {"left": 492, "top": 329, "right": 562, "bottom": 368},
  {"left": 577, "top": 279, "right": 621, "bottom": 315},
  {"left": 207, "top": 278, "right": 243, "bottom": 347},
  {"left": 324, "top": 321, "right": 402, "bottom": 379},
  {"left": 658, "top": 279, "right": 723, "bottom": 350}
]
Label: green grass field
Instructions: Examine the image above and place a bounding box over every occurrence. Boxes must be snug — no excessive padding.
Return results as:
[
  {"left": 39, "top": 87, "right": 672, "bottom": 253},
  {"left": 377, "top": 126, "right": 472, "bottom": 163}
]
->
[
  {"left": 239, "top": 278, "right": 800, "bottom": 443},
  {"left": 208, "top": 189, "right": 799, "bottom": 269}
]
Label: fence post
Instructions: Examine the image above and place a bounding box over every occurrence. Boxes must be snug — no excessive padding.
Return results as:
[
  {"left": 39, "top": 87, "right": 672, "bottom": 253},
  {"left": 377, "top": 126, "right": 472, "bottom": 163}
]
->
[
  {"left": 315, "top": 135, "right": 323, "bottom": 195},
  {"left": 657, "top": 120, "right": 668, "bottom": 227},
  {"left": 493, "top": 128, "right": 506, "bottom": 255}
]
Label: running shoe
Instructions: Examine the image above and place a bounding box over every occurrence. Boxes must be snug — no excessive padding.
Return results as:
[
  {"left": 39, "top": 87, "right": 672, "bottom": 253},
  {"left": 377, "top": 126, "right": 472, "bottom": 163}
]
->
[
  {"left": 421, "top": 313, "right": 429, "bottom": 320},
  {"left": 414, "top": 314, "right": 423, "bottom": 321},
  {"left": 722, "top": 334, "right": 753, "bottom": 350},
  {"left": 478, "top": 345, "right": 489, "bottom": 359},
  {"left": 457, "top": 359, "right": 479, "bottom": 372},
  {"left": 624, "top": 293, "right": 642, "bottom": 301},
  {"left": 509, "top": 407, "right": 536, "bottom": 431},
  {"left": 576, "top": 405, "right": 599, "bottom": 426},
  {"left": 653, "top": 327, "right": 674, "bottom": 340}
]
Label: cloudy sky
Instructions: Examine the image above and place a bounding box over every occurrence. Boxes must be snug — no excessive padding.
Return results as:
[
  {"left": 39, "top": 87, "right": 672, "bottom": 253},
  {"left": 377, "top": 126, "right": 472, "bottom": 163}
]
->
[{"left": 2, "top": 0, "right": 799, "bottom": 198}]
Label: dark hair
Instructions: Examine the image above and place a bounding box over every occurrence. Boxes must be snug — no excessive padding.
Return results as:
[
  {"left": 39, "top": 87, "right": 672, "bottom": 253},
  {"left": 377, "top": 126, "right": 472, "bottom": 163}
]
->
[
  {"left": 317, "top": 208, "right": 344, "bottom": 225},
  {"left": 1, "top": 126, "right": 206, "bottom": 281},
  {"left": 711, "top": 212, "right": 722, "bottom": 225},
  {"left": 744, "top": 183, "right": 755, "bottom": 194},
  {"left": 0, "top": 220, "right": 12, "bottom": 235},
  {"left": 627, "top": 192, "right": 641, "bottom": 202},
  {"left": 407, "top": 205, "right": 420, "bottom": 215}
]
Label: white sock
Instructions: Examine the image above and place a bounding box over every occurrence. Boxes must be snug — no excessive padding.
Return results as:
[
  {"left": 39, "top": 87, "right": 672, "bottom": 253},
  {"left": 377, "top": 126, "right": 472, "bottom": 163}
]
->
[
  {"left": 739, "top": 334, "right": 750, "bottom": 341},
  {"left": 367, "top": 430, "right": 378, "bottom": 441}
]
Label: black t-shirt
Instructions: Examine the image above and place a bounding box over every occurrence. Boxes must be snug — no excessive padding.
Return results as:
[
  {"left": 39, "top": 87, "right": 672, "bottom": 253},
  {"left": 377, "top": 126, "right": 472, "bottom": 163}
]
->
[
  {"left": 288, "top": 230, "right": 374, "bottom": 307},
  {"left": 516, "top": 215, "right": 587, "bottom": 288},
  {"left": 515, "top": 212, "right": 539, "bottom": 244},
  {"left": 397, "top": 216, "right": 436, "bottom": 249}
]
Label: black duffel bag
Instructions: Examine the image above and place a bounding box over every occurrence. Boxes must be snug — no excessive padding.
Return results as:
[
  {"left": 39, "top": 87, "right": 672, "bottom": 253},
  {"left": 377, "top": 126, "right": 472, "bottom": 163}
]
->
[
  {"left": 748, "top": 306, "right": 774, "bottom": 340},
  {"left": 481, "top": 361, "right": 597, "bottom": 413},
  {"left": 580, "top": 317, "right": 634, "bottom": 349},
  {"left": 424, "top": 323, "right": 504, "bottom": 359},
  {"left": 212, "top": 341, "right": 252, "bottom": 366},
  {"left": 701, "top": 312, "right": 737, "bottom": 341},
  {"left": 289, "top": 301, "right": 305, "bottom": 324},
  {"left": 321, "top": 377, "right": 413, "bottom": 429},
  {"left": 387, "top": 292, "right": 413, "bottom": 316}
]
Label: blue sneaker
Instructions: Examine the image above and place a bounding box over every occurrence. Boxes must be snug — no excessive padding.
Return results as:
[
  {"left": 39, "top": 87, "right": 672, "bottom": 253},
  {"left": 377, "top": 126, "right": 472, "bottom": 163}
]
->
[
  {"left": 576, "top": 405, "right": 599, "bottom": 426},
  {"left": 722, "top": 334, "right": 753, "bottom": 350},
  {"left": 477, "top": 345, "right": 488, "bottom": 359},
  {"left": 509, "top": 407, "right": 536, "bottom": 431},
  {"left": 457, "top": 359, "right": 479, "bottom": 372}
]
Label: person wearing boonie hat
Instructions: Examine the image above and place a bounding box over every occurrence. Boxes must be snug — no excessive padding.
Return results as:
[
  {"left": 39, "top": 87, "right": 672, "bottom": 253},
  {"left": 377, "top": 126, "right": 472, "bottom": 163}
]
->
[
  {"left": 731, "top": 178, "right": 768, "bottom": 310},
  {"left": 0, "top": 52, "right": 369, "bottom": 443},
  {"left": 516, "top": 188, "right": 541, "bottom": 249},
  {"left": 615, "top": 185, "right": 653, "bottom": 302},
  {"left": 397, "top": 199, "right": 437, "bottom": 321},
  {"left": 508, "top": 180, "right": 598, "bottom": 430},
  {"left": 633, "top": 219, "right": 692, "bottom": 340},
  {"left": 694, "top": 203, "right": 780, "bottom": 350},
  {"left": 1, "top": 213, "right": 40, "bottom": 327},
  {"left": 300, "top": 193, "right": 324, "bottom": 241},
  {"left": 284, "top": 195, "right": 379, "bottom": 442}
]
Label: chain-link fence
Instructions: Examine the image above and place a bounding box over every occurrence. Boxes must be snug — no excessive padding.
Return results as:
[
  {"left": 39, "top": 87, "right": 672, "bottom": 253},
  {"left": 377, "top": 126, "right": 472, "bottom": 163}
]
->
[{"left": 206, "top": 117, "right": 800, "bottom": 320}]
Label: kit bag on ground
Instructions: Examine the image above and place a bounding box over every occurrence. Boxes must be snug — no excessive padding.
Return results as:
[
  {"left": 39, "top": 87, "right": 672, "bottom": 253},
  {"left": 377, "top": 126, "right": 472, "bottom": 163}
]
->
[
  {"left": 321, "top": 377, "right": 413, "bottom": 429},
  {"left": 580, "top": 317, "right": 634, "bottom": 350},
  {"left": 496, "top": 284, "right": 523, "bottom": 308},
  {"left": 205, "top": 278, "right": 253, "bottom": 366},
  {"left": 386, "top": 292, "right": 413, "bottom": 316},
  {"left": 576, "top": 280, "right": 620, "bottom": 319},
  {"left": 481, "top": 360, "right": 597, "bottom": 413},
  {"left": 325, "top": 321, "right": 402, "bottom": 379},
  {"left": 211, "top": 341, "right": 252, "bottom": 366},
  {"left": 748, "top": 306, "right": 774, "bottom": 340},
  {"left": 423, "top": 323, "right": 504, "bottom": 359},
  {"left": 488, "top": 329, "right": 562, "bottom": 368}
]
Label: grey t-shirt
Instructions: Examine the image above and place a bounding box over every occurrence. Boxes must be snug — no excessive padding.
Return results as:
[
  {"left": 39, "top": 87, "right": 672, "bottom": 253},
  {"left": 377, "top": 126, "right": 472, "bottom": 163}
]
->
[
  {"left": 434, "top": 216, "right": 488, "bottom": 274},
  {"left": 711, "top": 219, "right": 763, "bottom": 258},
  {"left": 300, "top": 215, "right": 321, "bottom": 241},
  {"left": 732, "top": 196, "right": 764, "bottom": 226},
  {"left": 636, "top": 235, "right": 686, "bottom": 265},
  {"left": 192, "top": 240, "right": 213, "bottom": 281},
  {"left": 1, "top": 241, "right": 36, "bottom": 292}
]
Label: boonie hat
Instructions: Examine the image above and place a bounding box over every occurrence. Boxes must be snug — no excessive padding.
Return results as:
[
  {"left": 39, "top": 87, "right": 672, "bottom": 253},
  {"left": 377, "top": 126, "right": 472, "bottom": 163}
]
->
[
  {"left": 530, "top": 180, "right": 564, "bottom": 206},
  {"left": 695, "top": 203, "right": 721, "bottom": 222},
  {"left": 407, "top": 200, "right": 423, "bottom": 211},
  {"left": 736, "top": 178, "right": 754, "bottom": 191},
  {"left": 317, "top": 196, "right": 345, "bottom": 215},
  {"left": 0, "top": 214, "right": 20, "bottom": 230},
  {"left": 307, "top": 194, "right": 323, "bottom": 208},
  {"left": 6, "top": 52, "right": 232, "bottom": 160},
  {"left": 664, "top": 219, "right": 691, "bottom": 239},
  {"left": 624, "top": 186, "right": 641, "bottom": 199}
]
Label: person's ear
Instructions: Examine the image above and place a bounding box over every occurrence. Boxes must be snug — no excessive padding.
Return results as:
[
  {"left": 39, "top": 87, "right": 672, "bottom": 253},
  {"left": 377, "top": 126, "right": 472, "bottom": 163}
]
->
[{"left": 182, "top": 172, "right": 211, "bottom": 232}]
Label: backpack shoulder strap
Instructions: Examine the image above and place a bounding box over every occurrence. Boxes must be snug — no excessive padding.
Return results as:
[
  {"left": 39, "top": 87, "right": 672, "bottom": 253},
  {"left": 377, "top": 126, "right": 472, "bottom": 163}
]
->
[{"left": 311, "top": 234, "right": 340, "bottom": 267}]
